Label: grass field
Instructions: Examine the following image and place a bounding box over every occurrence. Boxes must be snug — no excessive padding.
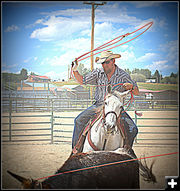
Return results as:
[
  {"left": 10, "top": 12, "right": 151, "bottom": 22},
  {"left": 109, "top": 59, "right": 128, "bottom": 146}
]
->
[
  {"left": 52, "top": 80, "right": 178, "bottom": 91},
  {"left": 137, "top": 82, "right": 178, "bottom": 91}
]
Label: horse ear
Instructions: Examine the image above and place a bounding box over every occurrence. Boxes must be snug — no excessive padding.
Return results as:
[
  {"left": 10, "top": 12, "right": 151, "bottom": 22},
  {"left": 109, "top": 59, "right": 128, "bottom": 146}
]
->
[
  {"left": 107, "top": 85, "right": 112, "bottom": 93},
  {"left": 114, "top": 90, "right": 130, "bottom": 99}
]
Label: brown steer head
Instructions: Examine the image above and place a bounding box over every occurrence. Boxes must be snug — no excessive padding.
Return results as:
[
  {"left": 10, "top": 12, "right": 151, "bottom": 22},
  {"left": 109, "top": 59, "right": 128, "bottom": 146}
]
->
[{"left": 7, "top": 170, "right": 46, "bottom": 189}]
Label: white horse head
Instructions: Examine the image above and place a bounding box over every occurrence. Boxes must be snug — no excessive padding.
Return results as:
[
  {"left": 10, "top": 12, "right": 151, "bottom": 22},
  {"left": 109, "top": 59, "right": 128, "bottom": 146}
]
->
[{"left": 103, "top": 87, "right": 130, "bottom": 134}]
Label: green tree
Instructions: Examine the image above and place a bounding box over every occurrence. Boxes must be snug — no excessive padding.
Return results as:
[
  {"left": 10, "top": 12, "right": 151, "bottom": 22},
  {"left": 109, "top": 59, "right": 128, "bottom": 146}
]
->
[
  {"left": 170, "top": 77, "right": 177, "bottom": 84},
  {"left": 132, "top": 68, "right": 140, "bottom": 74},
  {"left": 20, "top": 68, "right": 28, "bottom": 80},
  {"left": 140, "top": 69, "right": 151, "bottom": 79},
  {"left": 124, "top": 68, "right": 131, "bottom": 75},
  {"left": 130, "top": 73, "right": 146, "bottom": 82},
  {"left": 2, "top": 73, "right": 11, "bottom": 82},
  {"left": 30, "top": 72, "right": 38, "bottom": 76},
  {"left": 152, "top": 70, "right": 160, "bottom": 83},
  {"left": 161, "top": 76, "right": 170, "bottom": 84},
  {"left": 131, "top": 68, "right": 152, "bottom": 79},
  {"left": 170, "top": 72, "right": 178, "bottom": 78}
]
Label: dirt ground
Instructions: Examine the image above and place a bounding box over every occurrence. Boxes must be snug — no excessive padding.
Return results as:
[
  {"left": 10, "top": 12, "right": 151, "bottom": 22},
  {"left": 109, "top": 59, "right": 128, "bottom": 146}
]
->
[{"left": 1, "top": 111, "right": 179, "bottom": 189}]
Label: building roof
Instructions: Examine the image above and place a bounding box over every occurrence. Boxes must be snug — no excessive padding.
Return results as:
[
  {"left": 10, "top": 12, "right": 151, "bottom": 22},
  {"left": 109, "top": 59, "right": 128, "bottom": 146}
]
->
[
  {"left": 29, "top": 75, "right": 51, "bottom": 80},
  {"left": 50, "top": 87, "right": 74, "bottom": 92}
]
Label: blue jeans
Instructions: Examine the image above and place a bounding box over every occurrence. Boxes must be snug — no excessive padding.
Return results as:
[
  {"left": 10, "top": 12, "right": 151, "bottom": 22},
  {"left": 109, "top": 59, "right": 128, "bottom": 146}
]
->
[
  {"left": 72, "top": 103, "right": 138, "bottom": 149},
  {"left": 120, "top": 109, "right": 138, "bottom": 146}
]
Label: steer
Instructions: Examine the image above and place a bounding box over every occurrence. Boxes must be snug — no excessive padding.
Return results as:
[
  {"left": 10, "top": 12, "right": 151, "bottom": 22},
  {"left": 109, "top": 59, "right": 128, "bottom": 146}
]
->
[{"left": 7, "top": 148, "right": 156, "bottom": 189}]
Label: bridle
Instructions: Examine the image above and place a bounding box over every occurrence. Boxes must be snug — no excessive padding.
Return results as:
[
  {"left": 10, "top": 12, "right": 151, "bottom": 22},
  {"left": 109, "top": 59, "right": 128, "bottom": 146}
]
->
[
  {"left": 102, "top": 104, "right": 123, "bottom": 134},
  {"left": 102, "top": 101, "right": 123, "bottom": 127},
  {"left": 104, "top": 111, "right": 118, "bottom": 122}
]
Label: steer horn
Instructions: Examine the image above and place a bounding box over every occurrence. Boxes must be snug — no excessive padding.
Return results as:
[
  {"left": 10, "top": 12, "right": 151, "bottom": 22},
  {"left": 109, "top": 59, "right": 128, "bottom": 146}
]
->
[
  {"left": 7, "top": 170, "right": 28, "bottom": 183},
  {"left": 7, "top": 170, "right": 35, "bottom": 189}
]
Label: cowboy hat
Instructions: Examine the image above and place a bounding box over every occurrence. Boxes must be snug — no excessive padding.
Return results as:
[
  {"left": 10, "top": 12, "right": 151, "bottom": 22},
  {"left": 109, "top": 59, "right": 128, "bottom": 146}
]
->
[{"left": 95, "top": 50, "right": 121, "bottom": 64}]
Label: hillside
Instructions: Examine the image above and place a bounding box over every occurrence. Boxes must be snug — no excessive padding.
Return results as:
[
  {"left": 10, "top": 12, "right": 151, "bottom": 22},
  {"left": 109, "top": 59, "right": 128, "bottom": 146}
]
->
[{"left": 137, "top": 82, "right": 178, "bottom": 91}]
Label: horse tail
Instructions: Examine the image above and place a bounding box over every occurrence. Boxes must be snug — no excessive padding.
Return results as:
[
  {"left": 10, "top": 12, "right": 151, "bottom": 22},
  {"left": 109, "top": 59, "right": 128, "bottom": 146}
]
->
[{"left": 138, "top": 156, "right": 157, "bottom": 183}]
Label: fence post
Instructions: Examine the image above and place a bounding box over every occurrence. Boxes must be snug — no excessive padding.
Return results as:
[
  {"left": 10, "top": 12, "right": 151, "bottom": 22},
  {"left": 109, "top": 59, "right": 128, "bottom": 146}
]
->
[
  {"left": 16, "top": 92, "right": 17, "bottom": 113},
  {"left": 9, "top": 99, "right": 12, "bottom": 141},
  {"left": 51, "top": 99, "right": 54, "bottom": 144},
  {"left": 134, "top": 100, "right": 138, "bottom": 144},
  {"left": 47, "top": 95, "right": 49, "bottom": 112}
]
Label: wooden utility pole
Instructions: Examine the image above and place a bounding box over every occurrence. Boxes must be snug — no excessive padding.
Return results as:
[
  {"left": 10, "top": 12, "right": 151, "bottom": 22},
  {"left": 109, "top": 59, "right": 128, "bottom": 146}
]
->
[
  {"left": 83, "top": 1, "right": 106, "bottom": 101},
  {"left": 83, "top": 1, "right": 106, "bottom": 71}
]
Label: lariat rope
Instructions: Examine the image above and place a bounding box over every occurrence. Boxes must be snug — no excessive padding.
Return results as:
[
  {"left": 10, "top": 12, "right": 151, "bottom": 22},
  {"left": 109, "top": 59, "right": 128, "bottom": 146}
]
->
[
  {"left": 74, "top": 21, "right": 153, "bottom": 62},
  {"left": 70, "top": 21, "right": 153, "bottom": 78},
  {"left": 35, "top": 151, "right": 178, "bottom": 181},
  {"left": 69, "top": 21, "right": 153, "bottom": 112}
]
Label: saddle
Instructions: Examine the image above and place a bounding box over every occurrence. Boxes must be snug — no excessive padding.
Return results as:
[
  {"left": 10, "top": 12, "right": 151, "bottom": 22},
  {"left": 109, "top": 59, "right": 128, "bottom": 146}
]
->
[
  {"left": 71, "top": 114, "right": 131, "bottom": 155},
  {"left": 72, "top": 118, "right": 94, "bottom": 155}
]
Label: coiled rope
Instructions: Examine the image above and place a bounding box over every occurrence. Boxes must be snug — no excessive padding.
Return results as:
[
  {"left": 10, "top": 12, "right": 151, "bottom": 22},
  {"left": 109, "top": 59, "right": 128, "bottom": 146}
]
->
[{"left": 70, "top": 21, "right": 153, "bottom": 111}]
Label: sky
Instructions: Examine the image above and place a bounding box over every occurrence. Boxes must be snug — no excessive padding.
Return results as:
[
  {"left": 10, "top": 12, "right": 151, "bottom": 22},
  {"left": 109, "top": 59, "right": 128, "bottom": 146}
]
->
[{"left": 2, "top": 1, "right": 179, "bottom": 80}]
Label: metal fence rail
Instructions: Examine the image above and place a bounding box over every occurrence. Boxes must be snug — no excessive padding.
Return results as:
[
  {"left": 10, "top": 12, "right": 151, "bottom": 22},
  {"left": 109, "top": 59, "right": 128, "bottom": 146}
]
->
[
  {"left": 134, "top": 115, "right": 178, "bottom": 145},
  {"left": 2, "top": 96, "right": 178, "bottom": 113},
  {"left": 1, "top": 98, "right": 178, "bottom": 145}
]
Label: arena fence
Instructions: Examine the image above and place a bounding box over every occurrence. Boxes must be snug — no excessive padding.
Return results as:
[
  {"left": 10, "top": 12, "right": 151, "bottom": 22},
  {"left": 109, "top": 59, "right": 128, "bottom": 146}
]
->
[
  {"left": 2, "top": 97, "right": 178, "bottom": 112},
  {"left": 2, "top": 98, "right": 178, "bottom": 146}
]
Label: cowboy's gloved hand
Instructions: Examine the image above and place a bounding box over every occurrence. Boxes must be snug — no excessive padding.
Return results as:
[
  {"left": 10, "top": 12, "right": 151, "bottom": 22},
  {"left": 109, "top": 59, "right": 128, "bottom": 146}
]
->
[
  {"left": 72, "top": 59, "right": 78, "bottom": 72},
  {"left": 123, "top": 83, "right": 134, "bottom": 90}
]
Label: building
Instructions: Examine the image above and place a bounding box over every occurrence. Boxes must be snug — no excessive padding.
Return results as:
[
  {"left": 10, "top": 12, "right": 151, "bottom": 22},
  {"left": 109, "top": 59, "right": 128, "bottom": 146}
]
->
[
  {"left": 62, "top": 85, "right": 90, "bottom": 100},
  {"left": 145, "top": 79, "right": 156, "bottom": 83},
  {"left": 27, "top": 75, "right": 51, "bottom": 83},
  {"left": 139, "top": 89, "right": 178, "bottom": 100}
]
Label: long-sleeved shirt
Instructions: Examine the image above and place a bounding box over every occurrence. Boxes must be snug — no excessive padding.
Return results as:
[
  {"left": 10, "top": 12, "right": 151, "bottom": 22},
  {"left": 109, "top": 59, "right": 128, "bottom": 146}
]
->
[{"left": 83, "top": 65, "right": 138, "bottom": 103}]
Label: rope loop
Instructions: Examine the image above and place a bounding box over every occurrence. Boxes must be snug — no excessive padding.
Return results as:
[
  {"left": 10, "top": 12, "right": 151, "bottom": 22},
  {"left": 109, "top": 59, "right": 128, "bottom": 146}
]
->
[
  {"left": 70, "top": 22, "right": 153, "bottom": 111},
  {"left": 74, "top": 21, "right": 153, "bottom": 62}
]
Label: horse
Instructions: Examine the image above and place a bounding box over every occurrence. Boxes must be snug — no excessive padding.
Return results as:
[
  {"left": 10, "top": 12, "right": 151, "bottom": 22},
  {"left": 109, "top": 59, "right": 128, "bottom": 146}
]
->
[
  {"left": 7, "top": 148, "right": 156, "bottom": 189},
  {"left": 82, "top": 88, "right": 131, "bottom": 152}
]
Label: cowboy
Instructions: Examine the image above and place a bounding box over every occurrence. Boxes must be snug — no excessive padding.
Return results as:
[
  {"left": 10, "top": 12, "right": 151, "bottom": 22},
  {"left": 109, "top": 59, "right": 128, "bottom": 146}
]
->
[{"left": 71, "top": 50, "right": 139, "bottom": 152}]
